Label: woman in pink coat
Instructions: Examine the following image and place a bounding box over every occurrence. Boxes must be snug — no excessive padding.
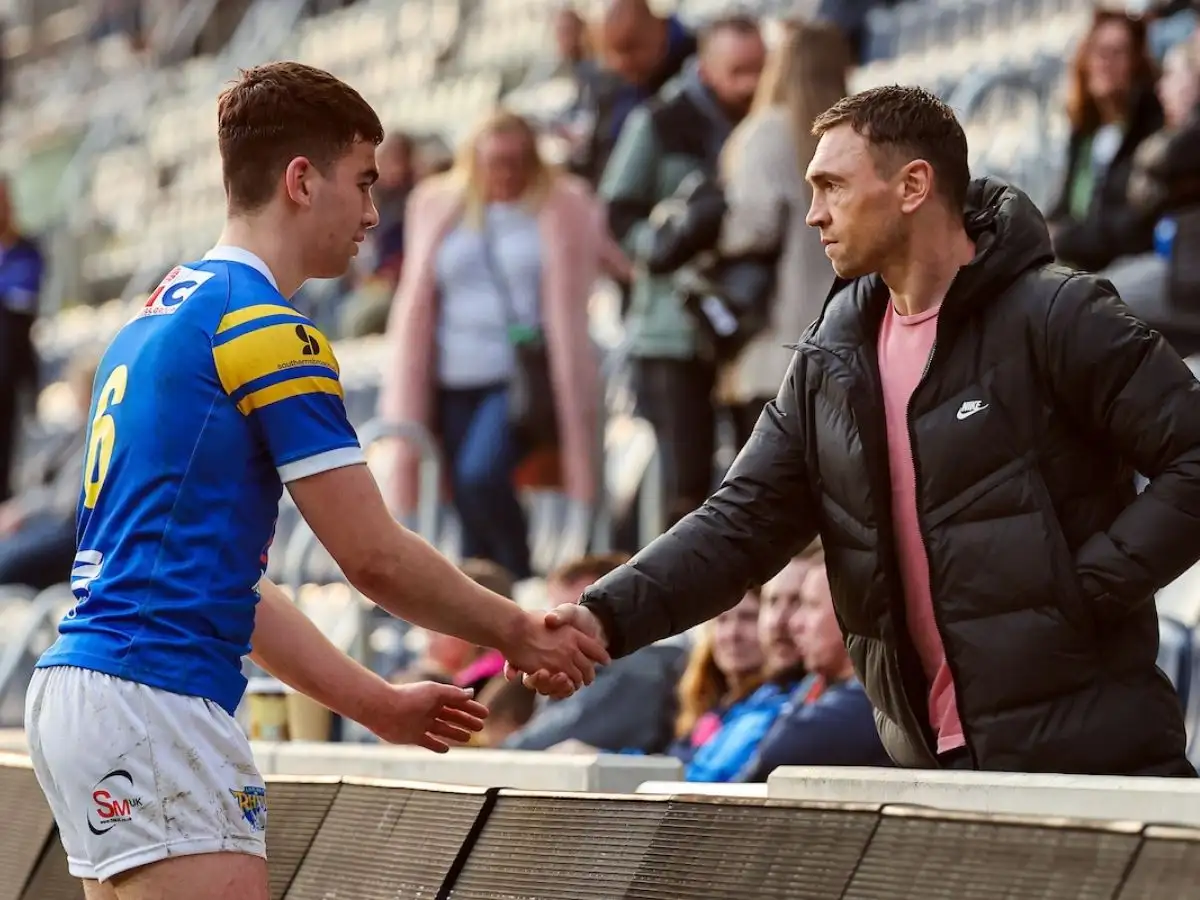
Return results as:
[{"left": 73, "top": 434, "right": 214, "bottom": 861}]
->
[{"left": 378, "top": 110, "right": 628, "bottom": 578}]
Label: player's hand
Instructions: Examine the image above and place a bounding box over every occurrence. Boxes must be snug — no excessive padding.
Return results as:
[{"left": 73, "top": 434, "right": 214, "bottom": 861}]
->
[
  {"left": 505, "top": 604, "right": 609, "bottom": 699},
  {"left": 502, "top": 607, "right": 609, "bottom": 700},
  {"left": 360, "top": 682, "right": 489, "bottom": 752}
]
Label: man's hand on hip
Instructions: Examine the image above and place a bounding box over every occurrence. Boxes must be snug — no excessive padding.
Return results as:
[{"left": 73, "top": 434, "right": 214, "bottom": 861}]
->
[{"left": 505, "top": 604, "right": 610, "bottom": 699}]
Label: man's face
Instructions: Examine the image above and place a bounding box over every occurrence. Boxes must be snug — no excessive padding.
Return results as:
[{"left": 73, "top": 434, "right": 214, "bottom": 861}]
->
[
  {"left": 699, "top": 29, "right": 766, "bottom": 120},
  {"left": 805, "top": 124, "right": 905, "bottom": 279},
  {"left": 759, "top": 558, "right": 810, "bottom": 675},
  {"left": 603, "top": 17, "right": 665, "bottom": 86},
  {"left": 789, "top": 566, "right": 848, "bottom": 678},
  {"left": 301, "top": 138, "right": 380, "bottom": 279}
]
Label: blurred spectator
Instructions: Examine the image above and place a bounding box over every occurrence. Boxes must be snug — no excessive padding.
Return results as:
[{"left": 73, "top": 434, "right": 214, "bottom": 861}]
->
[
  {"left": 570, "top": 0, "right": 697, "bottom": 186},
  {"left": 1048, "top": 8, "right": 1163, "bottom": 273},
  {"left": 736, "top": 558, "right": 891, "bottom": 781},
  {"left": 391, "top": 558, "right": 514, "bottom": 687},
  {"left": 0, "top": 179, "right": 44, "bottom": 505},
  {"left": 381, "top": 111, "right": 619, "bottom": 579},
  {"left": 601, "top": 13, "right": 766, "bottom": 527},
  {"left": 0, "top": 353, "right": 96, "bottom": 590},
  {"left": 524, "top": 5, "right": 604, "bottom": 149},
  {"left": 474, "top": 677, "right": 538, "bottom": 746},
  {"left": 683, "top": 549, "right": 815, "bottom": 782},
  {"left": 1120, "top": 37, "right": 1200, "bottom": 324},
  {"left": 715, "top": 18, "right": 849, "bottom": 445},
  {"left": 813, "top": 0, "right": 902, "bottom": 63},
  {"left": 415, "top": 135, "right": 455, "bottom": 180},
  {"left": 339, "top": 132, "right": 417, "bottom": 338},
  {"left": 667, "top": 588, "right": 765, "bottom": 765},
  {"left": 502, "top": 552, "right": 688, "bottom": 752}
]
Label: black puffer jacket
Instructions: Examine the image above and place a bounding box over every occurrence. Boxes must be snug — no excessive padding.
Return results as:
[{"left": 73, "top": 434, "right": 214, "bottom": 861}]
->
[{"left": 582, "top": 177, "right": 1200, "bottom": 776}]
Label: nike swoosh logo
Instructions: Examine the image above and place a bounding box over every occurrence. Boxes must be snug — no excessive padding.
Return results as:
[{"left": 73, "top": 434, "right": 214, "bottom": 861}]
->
[{"left": 956, "top": 404, "right": 988, "bottom": 420}]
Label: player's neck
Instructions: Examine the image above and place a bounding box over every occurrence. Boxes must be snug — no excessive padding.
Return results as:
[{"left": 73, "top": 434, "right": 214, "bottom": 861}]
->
[{"left": 215, "top": 218, "right": 305, "bottom": 299}]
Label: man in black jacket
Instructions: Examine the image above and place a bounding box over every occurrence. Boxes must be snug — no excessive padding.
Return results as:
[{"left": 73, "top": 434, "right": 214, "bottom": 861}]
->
[{"left": 513, "top": 85, "right": 1200, "bottom": 777}]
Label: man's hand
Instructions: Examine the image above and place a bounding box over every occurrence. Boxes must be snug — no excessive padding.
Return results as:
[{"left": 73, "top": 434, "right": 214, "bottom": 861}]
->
[
  {"left": 502, "top": 607, "right": 610, "bottom": 699},
  {"left": 357, "top": 682, "right": 489, "bottom": 753},
  {"left": 505, "top": 604, "right": 609, "bottom": 699}
]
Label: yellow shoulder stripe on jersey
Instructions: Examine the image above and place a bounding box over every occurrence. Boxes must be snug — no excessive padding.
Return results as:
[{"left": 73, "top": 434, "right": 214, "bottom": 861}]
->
[
  {"left": 212, "top": 319, "right": 343, "bottom": 413},
  {"left": 216, "top": 303, "right": 307, "bottom": 334},
  {"left": 235, "top": 374, "right": 343, "bottom": 415}
]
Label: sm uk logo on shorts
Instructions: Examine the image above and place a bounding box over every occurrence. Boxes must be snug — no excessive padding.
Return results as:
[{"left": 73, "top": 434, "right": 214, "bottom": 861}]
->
[
  {"left": 88, "top": 769, "right": 144, "bottom": 836},
  {"left": 230, "top": 785, "right": 267, "bottom": 833}
]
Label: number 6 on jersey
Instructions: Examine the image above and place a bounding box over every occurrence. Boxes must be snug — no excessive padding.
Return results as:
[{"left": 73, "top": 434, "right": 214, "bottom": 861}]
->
[{"left": 83, "top": 365, "right": 129, "bottom": 509}]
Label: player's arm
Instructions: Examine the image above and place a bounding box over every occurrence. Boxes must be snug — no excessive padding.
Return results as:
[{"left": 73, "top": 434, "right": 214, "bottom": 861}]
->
[
  {"left": 249, "top": 577, "right": 488, "bottom": 750},
  {"left": 213, "top": 308, "right": 606, "bottom": 686},
  {"left": 287, "top": 464, "right": 536, "bottom": 651}
]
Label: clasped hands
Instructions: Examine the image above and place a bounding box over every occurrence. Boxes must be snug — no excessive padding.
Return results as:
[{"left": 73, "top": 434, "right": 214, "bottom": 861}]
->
[{"left": 504, "top": 603, "right": 610, "bottom": 699}]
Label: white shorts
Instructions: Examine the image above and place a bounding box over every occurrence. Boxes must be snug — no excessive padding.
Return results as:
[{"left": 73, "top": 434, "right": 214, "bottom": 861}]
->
[{"left": 24, "top": 665, "right": 267, "bottom": 882}]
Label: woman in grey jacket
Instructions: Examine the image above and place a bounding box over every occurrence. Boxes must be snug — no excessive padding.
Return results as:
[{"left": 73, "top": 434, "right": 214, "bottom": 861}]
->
[{"left": 716, "top": 19, "right": 851, "bottom": 443}]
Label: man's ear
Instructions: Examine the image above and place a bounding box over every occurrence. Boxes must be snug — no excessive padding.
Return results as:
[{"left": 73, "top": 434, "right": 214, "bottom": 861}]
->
[
  {"left": 283, "top": 156, "right": 316, "bottom": 208},
  {"left": 897, "top": 159, "right": 935, "bottom": 215}
]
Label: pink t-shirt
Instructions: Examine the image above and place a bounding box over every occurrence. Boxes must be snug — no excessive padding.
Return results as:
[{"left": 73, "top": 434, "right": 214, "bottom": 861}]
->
[{"left": 877, "top": 299, "right": 965, "bottom": 754}]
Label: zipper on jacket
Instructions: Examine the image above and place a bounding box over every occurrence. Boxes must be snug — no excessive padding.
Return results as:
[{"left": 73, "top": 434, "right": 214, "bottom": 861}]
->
[
  {"left": 903, "top": 298, "right": 979, "bottom": 770},
  {"left": 806, "top": 339, "right": 940, "bottom": 762}
]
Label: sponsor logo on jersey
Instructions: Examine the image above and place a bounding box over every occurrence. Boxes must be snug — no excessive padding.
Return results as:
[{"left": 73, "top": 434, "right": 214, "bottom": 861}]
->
[
  {"left": 138, "top": 265, "right": 216, "bottom": 318},
  {"left": 296, "top": 324, "right": 321, "bottom": 356},
  {"left": 230, "top": 785, "right": 267, "bottom": 833},
  {"left": 88, "top": 769, "right": 144, "bottom": 836}
]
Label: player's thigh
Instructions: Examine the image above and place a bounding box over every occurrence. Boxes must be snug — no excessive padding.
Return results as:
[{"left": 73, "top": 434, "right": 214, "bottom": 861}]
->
[
  {"left": 82, "top": 878, "right": 119, "bottom": 900},
  {"left": 109, "top": 852, "right": 269, "bottom": 900}
]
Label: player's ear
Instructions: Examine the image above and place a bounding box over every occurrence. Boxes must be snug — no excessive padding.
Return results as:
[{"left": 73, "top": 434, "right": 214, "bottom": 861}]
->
[{"left": 283, "top": 156, "right": 316, "bottom": 208}]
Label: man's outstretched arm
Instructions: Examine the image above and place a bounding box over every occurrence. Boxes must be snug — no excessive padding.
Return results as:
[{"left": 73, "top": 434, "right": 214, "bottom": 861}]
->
[
  {"left": 580, "top": 353, "right": 818, "bottom": 659},
  {"left": 249, "top": 577, "right": 487, "bottom": 751}
]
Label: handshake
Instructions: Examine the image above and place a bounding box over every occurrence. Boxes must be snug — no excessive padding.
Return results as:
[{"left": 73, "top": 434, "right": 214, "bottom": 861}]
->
[{"left": 503, "top": 603, "right": 610, "bottom": 699}]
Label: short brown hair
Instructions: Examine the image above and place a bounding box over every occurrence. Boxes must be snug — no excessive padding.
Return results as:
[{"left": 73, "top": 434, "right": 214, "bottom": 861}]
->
[
  {"left": 548, "top": 552, "right": 631, "bottom": 587},
  {"left": 812, "top": 85, "right": 970, "bottom": 211},
  {"left": 217, "top": 61, "right": 384, "bottom": 214}
]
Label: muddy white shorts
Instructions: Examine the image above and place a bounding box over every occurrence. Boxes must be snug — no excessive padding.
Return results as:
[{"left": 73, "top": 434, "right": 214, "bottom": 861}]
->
[{"left": 24, "top": 665, "right": 267, "bottom": 882}]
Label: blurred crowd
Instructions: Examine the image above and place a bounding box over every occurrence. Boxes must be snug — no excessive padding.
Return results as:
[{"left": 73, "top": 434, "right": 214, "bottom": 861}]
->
[{"left": 3, "top": 0, "right": 1200, "bottom": 775}]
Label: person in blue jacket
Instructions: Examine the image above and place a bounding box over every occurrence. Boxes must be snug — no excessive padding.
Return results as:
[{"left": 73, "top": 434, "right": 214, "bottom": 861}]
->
[
  {"left": 683, "top": 552, "right": 817, "bottom": 782},
  {"left": 736, "top": 559, "right": 891, "bottom": 782}
]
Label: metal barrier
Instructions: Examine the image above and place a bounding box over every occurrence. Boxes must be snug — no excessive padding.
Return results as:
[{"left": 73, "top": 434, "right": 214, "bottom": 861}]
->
[{"left": 9, "top": 758, "right": 1200, "bottom": 899}]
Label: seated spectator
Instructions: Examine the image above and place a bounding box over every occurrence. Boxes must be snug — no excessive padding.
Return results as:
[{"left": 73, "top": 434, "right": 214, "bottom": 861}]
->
[
  {"left": 390, "top": 558, "right": 514, "bottom": 688},
  {"left": 473, "top": 678, "right": 538, "bottom": 747},
  {"left": 735, "top": 559, "right": 891, "bottom": 782},
  {"left": 501, "top": 552, "right": 688, "bottom": 753},
  {"left": 0, "top": 353, "right": 96, "bottom": 590},
  {"left": 1047, "top": 8, "right": 1163, "bottom": 273},
  {"left": 667, "top": 588, "right": 766, "bottom": 765},
  {"left": 683, "top": 544, "right": 819, "bottom": 782}
]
